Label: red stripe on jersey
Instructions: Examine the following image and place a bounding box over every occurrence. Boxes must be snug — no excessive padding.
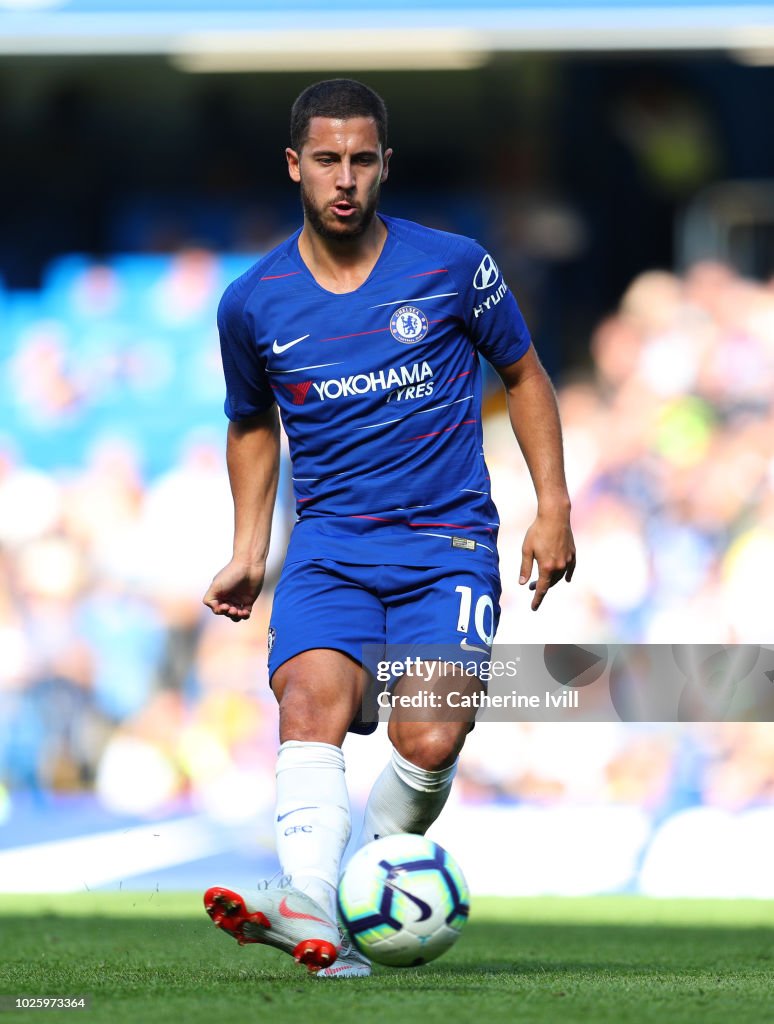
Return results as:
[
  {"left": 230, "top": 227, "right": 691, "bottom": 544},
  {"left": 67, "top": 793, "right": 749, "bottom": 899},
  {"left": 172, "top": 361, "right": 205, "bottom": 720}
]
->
[
  {"left": 447, "top": 371, "right": 472, "bottom": 383},
  {"left": 297, "top": 496, "right": 315, "bottom": 503},
  {"left": 350, "top": 514, "right": 396, "bottom": 521},
  {"left": 408, "top": 521, "right": 471, "bottom": 529},
  {"left": 261, "top": 272, "right": 301, "bottom": 280},
  {"left": 320, "top": 327, "right": 390, "bottom": 342},
  {"left": 408, "top": 269, "right": 448, "bottom": 278},
  {"left": 321, "top": 320, "right": 448, "bottom": 343},
  {"left": 406, "top": 419, "right": 476, "bottom": 441}
]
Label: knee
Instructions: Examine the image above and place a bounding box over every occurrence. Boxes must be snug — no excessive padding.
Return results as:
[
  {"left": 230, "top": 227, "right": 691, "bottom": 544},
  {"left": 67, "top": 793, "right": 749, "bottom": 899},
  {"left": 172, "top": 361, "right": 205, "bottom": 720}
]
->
[
  {"left": 277, "top": 680, "right": 321, "bottom": 739},
  {"left": 274, "top": 666, "right": 360, "bottom": 744},
  {"left": 390, "top": 723, "right": 466, "bottom": 772}
]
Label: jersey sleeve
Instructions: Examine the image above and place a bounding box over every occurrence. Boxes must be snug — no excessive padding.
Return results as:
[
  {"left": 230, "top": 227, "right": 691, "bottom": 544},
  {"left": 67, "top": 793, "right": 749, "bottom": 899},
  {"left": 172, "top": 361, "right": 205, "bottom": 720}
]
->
[
  {"left": 454, "top": 239, "right": 532, "bottom": 367},
  {"left": 217, "top": 282, "right": 275, "bottom": 420}
]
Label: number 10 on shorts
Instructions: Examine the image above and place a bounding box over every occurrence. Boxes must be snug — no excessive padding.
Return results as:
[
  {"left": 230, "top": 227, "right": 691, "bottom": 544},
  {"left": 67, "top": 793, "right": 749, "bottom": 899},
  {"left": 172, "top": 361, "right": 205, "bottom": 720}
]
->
[{"left": 455, "top": 585, "right": 495, "bottom": 646}]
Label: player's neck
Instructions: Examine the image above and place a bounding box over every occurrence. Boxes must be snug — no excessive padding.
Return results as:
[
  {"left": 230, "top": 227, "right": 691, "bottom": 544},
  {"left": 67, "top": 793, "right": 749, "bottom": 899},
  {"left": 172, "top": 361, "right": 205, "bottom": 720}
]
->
[{"left": 297, "top": 216, "right": 388, "bottom": 294}]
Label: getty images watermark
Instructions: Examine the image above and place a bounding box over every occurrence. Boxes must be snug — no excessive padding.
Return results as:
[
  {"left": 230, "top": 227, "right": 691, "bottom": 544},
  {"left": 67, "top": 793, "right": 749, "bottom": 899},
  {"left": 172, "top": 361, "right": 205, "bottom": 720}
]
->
[{"left": 359, "top": 644, "right": 774, "bottom": 723}]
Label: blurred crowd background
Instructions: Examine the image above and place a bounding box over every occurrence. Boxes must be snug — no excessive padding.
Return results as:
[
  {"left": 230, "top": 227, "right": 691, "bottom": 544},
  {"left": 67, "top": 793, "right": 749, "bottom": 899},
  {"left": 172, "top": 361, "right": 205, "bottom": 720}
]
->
[
  {"left": 2, "top": 250, "right": 772, "bottom": 829},
  {"left": 1, "top": 3, "right": 773, "bottom": 893}
]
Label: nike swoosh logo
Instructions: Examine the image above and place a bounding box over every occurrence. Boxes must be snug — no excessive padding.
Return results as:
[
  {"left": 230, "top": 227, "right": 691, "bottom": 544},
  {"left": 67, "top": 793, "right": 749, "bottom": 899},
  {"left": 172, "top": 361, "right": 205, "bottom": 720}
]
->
[
  {"left": 273, "top": 334, "right": 310, "bottom": 354},
  {"left": 278, "top": 895, "right": 330, "bottom": 924},
  {"left": 276, "top": 806, "right": 318, "bottom": 822},
  {"left": 460, "top": 639, "right": 490, "bottom": 655}
]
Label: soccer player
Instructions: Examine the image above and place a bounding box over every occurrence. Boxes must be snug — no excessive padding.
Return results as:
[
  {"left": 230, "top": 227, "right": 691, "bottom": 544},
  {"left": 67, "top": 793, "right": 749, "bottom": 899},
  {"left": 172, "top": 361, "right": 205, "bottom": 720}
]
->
[{"left": 202, "top": 79, "right": 575, "bottom": 977}]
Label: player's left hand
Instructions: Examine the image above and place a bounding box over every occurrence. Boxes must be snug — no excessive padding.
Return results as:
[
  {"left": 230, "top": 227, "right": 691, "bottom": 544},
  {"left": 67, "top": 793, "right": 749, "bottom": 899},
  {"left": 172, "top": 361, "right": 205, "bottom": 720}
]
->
[{"left": 519, "top": 509, "right": 576, "bottom": 611}]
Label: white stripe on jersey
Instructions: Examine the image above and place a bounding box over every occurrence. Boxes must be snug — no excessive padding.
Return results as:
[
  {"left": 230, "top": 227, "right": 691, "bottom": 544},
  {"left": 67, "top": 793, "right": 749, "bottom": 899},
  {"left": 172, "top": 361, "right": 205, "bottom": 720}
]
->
[
  {"left": 272, "top": 362, "right": 342, "bottom": 374},
  {"left": 355, "top": 395, "right": 474, "bottom": 430},
  {"left": 293, "top": 471, "right": 353, "bottom": 481},
  {"left": 414, "top": 531, "right": 495, "bottom": 554},
  {"left": 368, "top": 292, "right": 458, "bottom": 309}
]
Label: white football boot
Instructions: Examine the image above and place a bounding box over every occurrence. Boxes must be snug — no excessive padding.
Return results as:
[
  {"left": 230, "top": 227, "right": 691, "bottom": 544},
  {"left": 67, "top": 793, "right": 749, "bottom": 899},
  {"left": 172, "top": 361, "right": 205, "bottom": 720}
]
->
[
  {"left": 204, "top": 885, "right": 339, "bottom": 973},
  {"left": 315, "top": 930, "right": 372, "bottom": 979}
]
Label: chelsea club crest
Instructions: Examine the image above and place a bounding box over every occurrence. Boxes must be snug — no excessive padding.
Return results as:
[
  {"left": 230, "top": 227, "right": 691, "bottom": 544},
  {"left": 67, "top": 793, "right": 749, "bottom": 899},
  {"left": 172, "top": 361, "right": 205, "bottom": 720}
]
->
[{"left": 389, "top": 305, "right": 429, "bottom": 345}]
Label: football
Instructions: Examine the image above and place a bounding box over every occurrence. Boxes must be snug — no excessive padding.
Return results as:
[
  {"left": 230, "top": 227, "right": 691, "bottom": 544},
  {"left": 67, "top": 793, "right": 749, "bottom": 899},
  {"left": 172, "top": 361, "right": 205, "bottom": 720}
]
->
[{"left": 337, "top": 833, "right": 470, "bottom": 967}]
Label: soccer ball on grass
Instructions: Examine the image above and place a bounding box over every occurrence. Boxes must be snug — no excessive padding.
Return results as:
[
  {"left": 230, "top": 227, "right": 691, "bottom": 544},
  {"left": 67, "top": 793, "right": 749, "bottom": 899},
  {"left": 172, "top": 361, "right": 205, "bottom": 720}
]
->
[{"left": 337, "top": 833, "right": 470, "bottom": 967}]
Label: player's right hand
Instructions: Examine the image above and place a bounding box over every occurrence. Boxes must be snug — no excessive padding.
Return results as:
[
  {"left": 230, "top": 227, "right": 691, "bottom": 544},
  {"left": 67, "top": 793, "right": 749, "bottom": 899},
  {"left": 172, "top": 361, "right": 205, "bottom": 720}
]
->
[{"left": 202, "top": 560, "right": 266, "bottom": 622}]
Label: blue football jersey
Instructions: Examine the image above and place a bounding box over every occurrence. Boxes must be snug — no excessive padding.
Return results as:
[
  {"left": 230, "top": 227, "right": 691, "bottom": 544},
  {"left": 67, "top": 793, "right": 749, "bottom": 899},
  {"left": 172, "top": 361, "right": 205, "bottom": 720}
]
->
[{"left": 217, "top": 215, "right": 531, "bottom": 569}]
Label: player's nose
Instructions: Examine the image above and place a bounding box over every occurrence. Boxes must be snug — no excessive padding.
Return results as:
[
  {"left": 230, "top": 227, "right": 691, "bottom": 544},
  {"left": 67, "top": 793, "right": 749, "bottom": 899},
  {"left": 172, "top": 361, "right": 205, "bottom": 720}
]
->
[{"left": 335, "top": 160, "right": 355, "bottom": 189}]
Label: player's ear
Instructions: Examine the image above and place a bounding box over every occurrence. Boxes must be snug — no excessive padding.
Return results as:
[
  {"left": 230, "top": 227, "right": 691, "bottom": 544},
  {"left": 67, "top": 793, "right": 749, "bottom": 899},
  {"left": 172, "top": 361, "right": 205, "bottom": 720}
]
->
[
  {"left": 380, "top": 147, "right": 393, "bottom": 184},
  {"left": 286, "top": 147, "right": 301, "bottom": 183}
]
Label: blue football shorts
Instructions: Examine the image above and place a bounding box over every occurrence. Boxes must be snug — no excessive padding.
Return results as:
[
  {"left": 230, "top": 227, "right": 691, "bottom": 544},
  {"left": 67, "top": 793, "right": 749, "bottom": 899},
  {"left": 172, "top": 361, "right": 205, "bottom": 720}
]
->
[{"left": 267, "top": 558, "right": 502, "bottom": 733}]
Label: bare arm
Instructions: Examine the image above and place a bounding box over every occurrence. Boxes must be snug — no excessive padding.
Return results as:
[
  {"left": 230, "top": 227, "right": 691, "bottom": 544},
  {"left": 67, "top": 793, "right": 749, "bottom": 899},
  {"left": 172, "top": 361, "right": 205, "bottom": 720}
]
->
[
  {"left": 496, "top": 345, "right": 576, "bottom": 610},
  {"left": 203, "top": 407, "right": 281, "bottom": 621}
]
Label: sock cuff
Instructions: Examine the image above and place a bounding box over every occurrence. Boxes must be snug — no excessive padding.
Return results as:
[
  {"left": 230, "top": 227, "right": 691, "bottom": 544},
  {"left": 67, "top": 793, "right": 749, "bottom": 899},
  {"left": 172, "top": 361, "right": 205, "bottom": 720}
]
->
[
  {"left": 391, "top": 746, "right": 457, "bottom": 793},
  {"left": 277, "top": 740, "right": 345, "bottom": 774}
]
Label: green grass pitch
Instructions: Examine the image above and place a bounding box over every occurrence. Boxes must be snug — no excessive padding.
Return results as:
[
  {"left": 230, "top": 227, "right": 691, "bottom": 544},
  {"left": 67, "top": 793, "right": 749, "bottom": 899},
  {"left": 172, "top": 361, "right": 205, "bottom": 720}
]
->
[{"left": 0, "top": 893, "right": 772, "bottom": 1024}]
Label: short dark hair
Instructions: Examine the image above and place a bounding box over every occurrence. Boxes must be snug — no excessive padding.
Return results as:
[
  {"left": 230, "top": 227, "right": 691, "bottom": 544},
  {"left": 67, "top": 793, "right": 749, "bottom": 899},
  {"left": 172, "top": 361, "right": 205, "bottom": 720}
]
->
[{"left": 290, "top": 79, "right": 388, "bottom": 153}]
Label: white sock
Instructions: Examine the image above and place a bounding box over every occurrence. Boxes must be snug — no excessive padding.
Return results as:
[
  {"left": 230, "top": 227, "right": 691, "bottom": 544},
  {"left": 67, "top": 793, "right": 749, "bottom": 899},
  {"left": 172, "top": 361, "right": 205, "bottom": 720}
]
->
[
  {"left": 275, "top": 740, "right": 351, "bottom": 921},
  {"left": 356, "top": 747, "right": 457, "bottom": 848}
]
